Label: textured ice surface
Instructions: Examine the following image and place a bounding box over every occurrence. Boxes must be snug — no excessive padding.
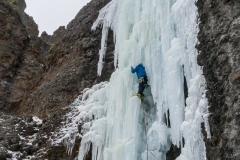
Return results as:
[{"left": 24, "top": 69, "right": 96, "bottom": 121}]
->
[{"left": 59, "top": 0, "right": 210, "bottom": 159}]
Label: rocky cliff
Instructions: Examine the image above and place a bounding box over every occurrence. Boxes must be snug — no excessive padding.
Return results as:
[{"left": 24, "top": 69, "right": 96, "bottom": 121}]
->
[
  {"left": 197, "top": 0, "right": 240, "bottom": 159},
  {"left": 18, "top": 0, "right": 114, "bottom": 118},
  {"left": 0, "top": 0, "right": 113, "bottom": 159},
  {"left": 0, "top": 0, "right": 114, "bottom": 118},
  {"left": 0, "top": 0, "right": 48, "bottom": 113}
]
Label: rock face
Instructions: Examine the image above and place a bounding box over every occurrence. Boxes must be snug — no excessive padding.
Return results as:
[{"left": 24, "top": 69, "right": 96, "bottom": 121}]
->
[
  {"left": 0, "top": 0, "right": 113, "bottom": 159},
  {"left": 18, "top": 0, "right": 114, "bottom": 118},
  {"left": 197, "top": 0, "right": 240, "bottom": 159},
  {"left": 0, "top": 0, "right": 49, "bottom": 114},
  {"left": 0, "top": 0, "right": 114, "bottom": 118}
]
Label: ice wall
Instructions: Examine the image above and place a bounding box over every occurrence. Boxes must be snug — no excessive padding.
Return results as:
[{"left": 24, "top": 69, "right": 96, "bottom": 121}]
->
[{"left": 59, "top": 0, "right": 210, "bottom": 159}]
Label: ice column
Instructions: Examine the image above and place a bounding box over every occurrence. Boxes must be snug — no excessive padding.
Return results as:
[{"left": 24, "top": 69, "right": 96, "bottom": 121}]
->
[{"left": 74, "top": 0, "right": 211, "bottom": 159}]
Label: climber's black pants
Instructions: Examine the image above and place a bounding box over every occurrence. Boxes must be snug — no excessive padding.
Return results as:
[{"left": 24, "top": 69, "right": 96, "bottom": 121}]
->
[{"left": 138, "top": 76, "right": 148, "bottom": 97}]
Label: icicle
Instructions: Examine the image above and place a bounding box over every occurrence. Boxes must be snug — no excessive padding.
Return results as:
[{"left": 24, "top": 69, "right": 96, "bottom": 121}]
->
[
  {"left": 92, "top": 1, "right": 119, "bottom": 75},
  {"left": 56, "top": 0, "right": 211, "bottom": 159}
]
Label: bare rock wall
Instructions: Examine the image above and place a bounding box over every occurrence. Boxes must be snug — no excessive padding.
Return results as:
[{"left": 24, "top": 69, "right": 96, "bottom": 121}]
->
[
  {"left": 0, "top": 0, "right": 113, "bottom": 159},
  {"left": 197, "top": 0, "right": 240, "bottom": 159}
]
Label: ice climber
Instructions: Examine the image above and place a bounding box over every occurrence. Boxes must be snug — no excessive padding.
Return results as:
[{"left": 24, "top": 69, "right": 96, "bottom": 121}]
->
[{"left": 131, "top": 63, "right": 148, "bottom": 100}]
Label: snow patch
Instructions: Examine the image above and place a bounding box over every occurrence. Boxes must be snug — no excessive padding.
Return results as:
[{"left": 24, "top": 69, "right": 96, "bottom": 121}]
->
[{"left": 32, "top": 116, "right": 43, "bottom": 126}]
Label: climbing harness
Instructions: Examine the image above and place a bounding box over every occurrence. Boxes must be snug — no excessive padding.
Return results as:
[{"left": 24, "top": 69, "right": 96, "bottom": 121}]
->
[
  {"left": 141, "top": 102, "right": 159, "bottom": 160},
  {"left": 139, "top": 77, "right": 144, "bottom": 83}
]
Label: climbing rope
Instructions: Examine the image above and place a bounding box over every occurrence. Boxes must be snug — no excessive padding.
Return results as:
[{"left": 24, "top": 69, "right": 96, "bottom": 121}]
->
[
  {"left": 141, "top": 102, "right": 159, "bottom": 160},
  {"left": 141, "top": 102, "right": 148, "bottom": 160}
]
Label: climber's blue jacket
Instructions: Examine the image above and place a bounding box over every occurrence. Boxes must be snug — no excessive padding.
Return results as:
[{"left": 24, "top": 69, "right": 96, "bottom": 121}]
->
[{"left": 131, "top": 63, "right": 147, "bottom": 78}]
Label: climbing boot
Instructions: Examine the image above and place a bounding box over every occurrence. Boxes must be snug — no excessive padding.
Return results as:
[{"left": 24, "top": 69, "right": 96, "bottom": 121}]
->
[
  {"left": 133, "top": 93, "right": 144, "bottom": 102},
  {"left": 136, "top": 93, "right": 141, "bottom": 97},
  {"left": 133, "top": 93, "right": 141, "bottom": 97}
]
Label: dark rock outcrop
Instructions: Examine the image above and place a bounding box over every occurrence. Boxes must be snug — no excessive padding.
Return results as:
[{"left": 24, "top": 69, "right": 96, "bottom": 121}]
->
[
  {"left": 21, "top": 0, "right": 114, "bottom": 118},
  {"left": 0, "top": 0, "right": 114, "bottom": 118},
  {"left": 0, "top": 0, "right": 113, "bottom": 159},
  {"left": 197, "top": 0, "right": 240, "bottom": 159},
  {"left": 0, "top": 0, "right": 49, "bottom": 114}
]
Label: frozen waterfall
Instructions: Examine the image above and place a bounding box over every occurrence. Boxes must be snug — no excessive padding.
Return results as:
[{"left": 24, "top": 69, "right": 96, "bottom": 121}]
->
[{"left": 58, "top": 0, "right": 211, "bottom": 159}]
